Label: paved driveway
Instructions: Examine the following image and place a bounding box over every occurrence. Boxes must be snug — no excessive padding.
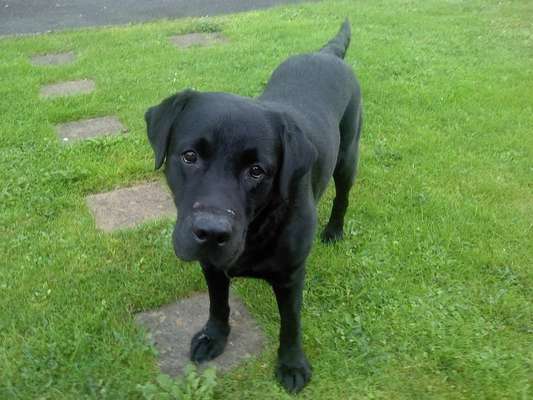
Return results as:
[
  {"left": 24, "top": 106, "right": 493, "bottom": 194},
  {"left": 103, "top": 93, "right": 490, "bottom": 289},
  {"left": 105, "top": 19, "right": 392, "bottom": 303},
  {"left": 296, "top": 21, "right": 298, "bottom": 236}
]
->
[{"left": 0, "top": 0, "right": 312, "bottom": 35}]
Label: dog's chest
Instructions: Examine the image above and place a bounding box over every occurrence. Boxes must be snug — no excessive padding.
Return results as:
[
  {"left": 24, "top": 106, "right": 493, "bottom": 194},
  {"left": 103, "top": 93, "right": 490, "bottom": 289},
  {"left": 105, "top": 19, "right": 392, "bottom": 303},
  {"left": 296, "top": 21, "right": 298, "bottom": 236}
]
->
[{"left": 227, "top": 242, "right": 284, "bottom": 279}]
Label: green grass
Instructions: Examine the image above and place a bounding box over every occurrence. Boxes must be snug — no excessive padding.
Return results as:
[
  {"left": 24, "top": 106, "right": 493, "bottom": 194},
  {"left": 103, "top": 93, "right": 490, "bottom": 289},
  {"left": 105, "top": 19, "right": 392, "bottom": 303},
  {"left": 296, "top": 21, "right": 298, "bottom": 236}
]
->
[{"left": 1, "top": 0, "right": 532, "bottom": 398}]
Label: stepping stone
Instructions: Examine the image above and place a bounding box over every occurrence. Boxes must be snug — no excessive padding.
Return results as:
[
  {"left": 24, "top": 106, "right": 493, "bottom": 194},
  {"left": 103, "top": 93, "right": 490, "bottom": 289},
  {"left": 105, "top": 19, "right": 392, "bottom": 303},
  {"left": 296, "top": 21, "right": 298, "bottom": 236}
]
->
[
  {"left": 56, "top": 116, "right": 125, "bottom": 143},
  {"left": 86, "top": 181, "right": 175, "bottom": 232},
  {"left": 135, "top": 292, "right": 265, "bottom": 377},
  {"left": 169, "top": 32, "right": 228, "bottom": 48},
  {"left": 31, "top": 51, "right": 75, "bottom": 66},
  {"left": 40, "top": 79, "right": 95, "bottom": 98}
]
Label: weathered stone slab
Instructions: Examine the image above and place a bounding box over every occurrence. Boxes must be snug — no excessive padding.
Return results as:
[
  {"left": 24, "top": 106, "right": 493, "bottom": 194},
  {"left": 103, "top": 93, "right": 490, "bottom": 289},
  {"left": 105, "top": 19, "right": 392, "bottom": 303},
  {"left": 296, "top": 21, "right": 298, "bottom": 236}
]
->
[
  {"left": 135, "top": 292, "right": 265, "bottom": 377},
  {"left": 31, "top": 52, "right": 75, "bottom": 66},
  {"left": 40, "top": 79, "right": 95, "bottom": 98},
  {"left": 86, "top": 182, "right": 175, "bottom": 232},
  {"left": 169, "top": 32, "right": 228, "bottom": 48},
  {"left": 56, "top": 116, "right": 125, "bottom": 143}
]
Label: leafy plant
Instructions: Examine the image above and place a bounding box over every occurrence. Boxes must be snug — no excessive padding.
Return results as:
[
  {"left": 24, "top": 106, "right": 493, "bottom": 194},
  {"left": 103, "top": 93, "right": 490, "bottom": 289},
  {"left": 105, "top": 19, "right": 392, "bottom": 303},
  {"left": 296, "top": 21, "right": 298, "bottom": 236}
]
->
[{"left": 138, "top": 365, "right": 217, "bottom": 400}]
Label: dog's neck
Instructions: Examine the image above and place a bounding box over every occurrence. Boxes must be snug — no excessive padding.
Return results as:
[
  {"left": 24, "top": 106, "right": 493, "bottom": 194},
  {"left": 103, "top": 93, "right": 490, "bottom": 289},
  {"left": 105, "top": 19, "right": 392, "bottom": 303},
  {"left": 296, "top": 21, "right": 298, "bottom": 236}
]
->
[{"left": 246, "top": 195, "right": 289, "bottom": 249}]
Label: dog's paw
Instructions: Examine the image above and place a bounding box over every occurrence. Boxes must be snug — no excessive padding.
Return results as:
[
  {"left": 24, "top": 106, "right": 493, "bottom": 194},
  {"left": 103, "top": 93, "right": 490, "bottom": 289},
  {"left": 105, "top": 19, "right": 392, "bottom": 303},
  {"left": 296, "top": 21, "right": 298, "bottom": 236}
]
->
[
  {"left": 275, "top": 355, "right": 312, "bottom": 393},
  {"left": 321, "top": 226, "right": 344, "bottom": 243},
  {"left": 190, "top": 328, "right": 228, "bottom": 363}
]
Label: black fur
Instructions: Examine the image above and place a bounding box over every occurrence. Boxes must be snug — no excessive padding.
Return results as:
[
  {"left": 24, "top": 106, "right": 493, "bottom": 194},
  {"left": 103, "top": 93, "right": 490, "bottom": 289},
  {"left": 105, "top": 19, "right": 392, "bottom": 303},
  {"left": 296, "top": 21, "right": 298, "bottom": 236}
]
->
[{"left": 145, "top": 20, "right": 362, "bottom": 393}]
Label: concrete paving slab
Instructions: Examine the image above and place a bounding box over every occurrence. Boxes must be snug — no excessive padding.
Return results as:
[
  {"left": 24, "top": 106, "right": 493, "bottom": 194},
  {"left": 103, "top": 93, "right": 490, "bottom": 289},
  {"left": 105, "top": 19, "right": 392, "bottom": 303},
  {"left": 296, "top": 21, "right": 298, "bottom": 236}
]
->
[
  {"left": 40, "top": 79, "right": 95, "bottom": 98},
  {"left": 86, "top": 181, "right": 175, "bottom": 232},
  {"left": 56, "top": 116, "right": 125, "bottom": 143},
  {"left": 31, "top": 51, "right": 75, "bottom": 66},
  {"left": 135, "top": 292, "right": 265, "bottom": 376},
  {"left": 169, "top": 32, "right": 228, "bottom": 48}
]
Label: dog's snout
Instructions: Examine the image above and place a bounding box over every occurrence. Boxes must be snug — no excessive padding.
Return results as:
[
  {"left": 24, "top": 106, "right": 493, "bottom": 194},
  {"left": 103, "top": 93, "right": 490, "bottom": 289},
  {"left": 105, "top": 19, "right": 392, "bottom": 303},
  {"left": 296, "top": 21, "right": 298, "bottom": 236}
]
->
[{"left": 192, "top": 212, "right": 232, "bottom": 246}]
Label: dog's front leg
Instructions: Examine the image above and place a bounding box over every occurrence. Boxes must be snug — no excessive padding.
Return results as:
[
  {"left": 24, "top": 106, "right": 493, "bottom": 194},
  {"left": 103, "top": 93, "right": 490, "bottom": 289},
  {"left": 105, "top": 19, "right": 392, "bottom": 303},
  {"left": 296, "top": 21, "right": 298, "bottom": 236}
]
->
[
  {"left": 190, "top": 264, "right": 230, "bottom": 363},
  {"left": 272, "top": 270, "right": 312, "bottom": 393}
]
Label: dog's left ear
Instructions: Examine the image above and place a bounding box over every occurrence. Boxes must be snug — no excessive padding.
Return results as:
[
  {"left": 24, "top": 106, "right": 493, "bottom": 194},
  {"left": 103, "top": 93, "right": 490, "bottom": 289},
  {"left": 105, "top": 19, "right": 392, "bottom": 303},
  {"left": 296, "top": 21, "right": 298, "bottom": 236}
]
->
[
  {"left": 145, "top": 89, "right": 194, "bottom": 170},
  {"left": 276, "top": 113, "right": 318, "bottom": 201}
]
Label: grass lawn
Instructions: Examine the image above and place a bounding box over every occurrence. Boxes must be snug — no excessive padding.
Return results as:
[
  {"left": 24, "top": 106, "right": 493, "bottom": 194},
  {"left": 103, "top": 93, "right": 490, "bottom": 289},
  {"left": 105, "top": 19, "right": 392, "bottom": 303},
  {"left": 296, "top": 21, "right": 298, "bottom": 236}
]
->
[{"left": 1, "top": 0, "right": 532, "bottom": 398}]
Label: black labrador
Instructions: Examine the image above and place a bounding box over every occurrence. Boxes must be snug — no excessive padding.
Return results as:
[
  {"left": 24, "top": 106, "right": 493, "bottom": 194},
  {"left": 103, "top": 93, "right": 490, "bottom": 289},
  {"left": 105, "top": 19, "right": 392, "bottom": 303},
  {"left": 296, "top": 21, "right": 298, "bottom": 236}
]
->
[{"left": 145, "top": 20, "right": 362, "bottom": 393}]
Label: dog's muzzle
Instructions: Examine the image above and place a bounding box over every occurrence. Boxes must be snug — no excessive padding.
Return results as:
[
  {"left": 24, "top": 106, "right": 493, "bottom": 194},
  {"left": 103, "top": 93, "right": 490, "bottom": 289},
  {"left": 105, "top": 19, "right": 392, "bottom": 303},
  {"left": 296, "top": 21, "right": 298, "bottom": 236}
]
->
[{"left": 191, "top": 211, "right": 233, "bottom": 247}]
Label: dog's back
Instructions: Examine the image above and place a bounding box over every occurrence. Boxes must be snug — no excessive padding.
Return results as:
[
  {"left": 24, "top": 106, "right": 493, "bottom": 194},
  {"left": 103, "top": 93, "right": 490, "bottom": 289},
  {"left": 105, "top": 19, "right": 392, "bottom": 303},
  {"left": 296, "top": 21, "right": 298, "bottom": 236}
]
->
[
  {"left": 259, "top": 19, "right": 359, "bottom": 124},
  {"left": 259, "top": 20, "right": 362, "bottom": 202}
]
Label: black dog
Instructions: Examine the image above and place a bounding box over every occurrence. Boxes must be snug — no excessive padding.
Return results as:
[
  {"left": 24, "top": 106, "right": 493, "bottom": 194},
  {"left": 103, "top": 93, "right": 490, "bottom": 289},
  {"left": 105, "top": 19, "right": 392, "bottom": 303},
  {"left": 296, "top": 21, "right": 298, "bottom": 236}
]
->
[{"left": 145, "top": 20, "right": 362, "bottom": 393}]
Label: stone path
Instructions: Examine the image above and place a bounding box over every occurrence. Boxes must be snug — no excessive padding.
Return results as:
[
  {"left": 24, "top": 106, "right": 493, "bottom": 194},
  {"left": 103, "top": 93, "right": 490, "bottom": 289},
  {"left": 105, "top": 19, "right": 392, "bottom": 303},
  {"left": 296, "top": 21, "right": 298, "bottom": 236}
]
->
[
  {"left": 31, "top": 25, "right": 229, "bottom": 228},
  {"left": 31, "top": 51, "right": 75, "bottom": 66},
  {"left": 56, "top": 116, "right": 125, "bottom": 143},
  {"left": 28, "top": 14, "right": 267, "bottom": 377},
  {"left": 135, "top": 292, "right": 265, "bottom": 376},
  {"left": 170, "top": 32, "right": 228, "bottom": 48},
  {"left": 33, "top": 27, "right": 231, "bottom": 225},
  {"left": 86, "top": 181, "right": 175, "bottom": 232},
  {"left": 40, "top": 79, "right": 95, "bottom": 98}
]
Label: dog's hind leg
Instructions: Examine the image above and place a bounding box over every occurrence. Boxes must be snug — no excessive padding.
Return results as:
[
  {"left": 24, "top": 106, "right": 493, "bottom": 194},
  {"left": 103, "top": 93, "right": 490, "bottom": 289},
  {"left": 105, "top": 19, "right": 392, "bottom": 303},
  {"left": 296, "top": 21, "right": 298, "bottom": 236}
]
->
[{"left": 322, "top": 95, "right": 362, "bottom": 242}]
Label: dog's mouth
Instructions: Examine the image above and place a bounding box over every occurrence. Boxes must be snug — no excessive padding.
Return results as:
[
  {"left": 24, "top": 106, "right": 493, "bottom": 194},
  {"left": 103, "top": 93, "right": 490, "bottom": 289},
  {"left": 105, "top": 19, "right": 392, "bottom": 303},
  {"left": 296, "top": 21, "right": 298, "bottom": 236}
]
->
[
  {"left": 173, "top": 225, "right": 247, "bottom": 269},
  {"left": 200, "top": 232, "right": 246, "bottom": 270}
]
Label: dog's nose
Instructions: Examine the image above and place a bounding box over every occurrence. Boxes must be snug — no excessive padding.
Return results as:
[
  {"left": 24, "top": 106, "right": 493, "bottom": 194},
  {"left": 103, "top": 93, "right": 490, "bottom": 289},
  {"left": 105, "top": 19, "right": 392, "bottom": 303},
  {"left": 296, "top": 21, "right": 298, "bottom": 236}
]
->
[{"left": 192, "top": 213, "right": 232, "bottom": 246}]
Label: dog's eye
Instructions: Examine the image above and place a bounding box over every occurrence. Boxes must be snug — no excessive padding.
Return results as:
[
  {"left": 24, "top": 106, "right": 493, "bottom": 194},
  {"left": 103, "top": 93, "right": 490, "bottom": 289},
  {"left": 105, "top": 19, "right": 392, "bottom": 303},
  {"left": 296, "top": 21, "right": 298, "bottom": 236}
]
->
[
  {"left": 181, "top": 150, "right": 197, "bottom": 164},
  {"left": 249, "top": 165, "right": 265, "bottom": 179}
]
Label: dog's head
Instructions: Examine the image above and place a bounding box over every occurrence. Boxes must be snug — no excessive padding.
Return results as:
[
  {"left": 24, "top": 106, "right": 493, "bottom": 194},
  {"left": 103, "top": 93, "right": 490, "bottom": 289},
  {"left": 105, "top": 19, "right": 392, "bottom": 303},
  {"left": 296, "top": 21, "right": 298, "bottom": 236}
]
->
[{"left": 145, "top": 90, "right": 316, "bottom": 270}]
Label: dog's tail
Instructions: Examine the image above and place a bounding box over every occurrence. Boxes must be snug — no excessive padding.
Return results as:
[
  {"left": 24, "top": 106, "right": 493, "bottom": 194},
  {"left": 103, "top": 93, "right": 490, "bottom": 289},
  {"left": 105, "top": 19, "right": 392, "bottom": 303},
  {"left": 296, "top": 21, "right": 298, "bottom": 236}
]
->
[{"left": 319, "top": 18, "right": 351, "bottom": 59}]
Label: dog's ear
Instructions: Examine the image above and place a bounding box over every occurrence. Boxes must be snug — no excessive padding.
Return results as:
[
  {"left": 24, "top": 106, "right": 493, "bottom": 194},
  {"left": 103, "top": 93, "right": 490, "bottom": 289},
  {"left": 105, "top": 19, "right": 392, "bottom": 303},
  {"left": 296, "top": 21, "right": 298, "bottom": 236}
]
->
[
  {"left": 145, "top": 90, "right": 194, "bottom": 170},
  {"left": 277, "top": 113, "right": 318, "bottom": 201}
]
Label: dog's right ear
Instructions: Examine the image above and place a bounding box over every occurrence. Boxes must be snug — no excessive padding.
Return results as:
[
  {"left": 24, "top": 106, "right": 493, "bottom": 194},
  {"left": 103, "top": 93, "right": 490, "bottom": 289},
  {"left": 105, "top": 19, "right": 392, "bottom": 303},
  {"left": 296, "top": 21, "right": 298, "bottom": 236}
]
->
[
  {"left": 145, "top": 89, "right": 194, "bottom": 170},
  {"left": 276, "top": 113, "right": 318, "bottom": 202}
]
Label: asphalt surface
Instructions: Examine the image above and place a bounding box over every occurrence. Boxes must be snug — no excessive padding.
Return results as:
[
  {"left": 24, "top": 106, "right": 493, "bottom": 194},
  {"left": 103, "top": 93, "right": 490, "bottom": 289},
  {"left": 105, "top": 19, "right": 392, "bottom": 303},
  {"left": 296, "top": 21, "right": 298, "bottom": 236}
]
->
[{"left": 0, "top": 0, "right": 312, "bottom": 36}]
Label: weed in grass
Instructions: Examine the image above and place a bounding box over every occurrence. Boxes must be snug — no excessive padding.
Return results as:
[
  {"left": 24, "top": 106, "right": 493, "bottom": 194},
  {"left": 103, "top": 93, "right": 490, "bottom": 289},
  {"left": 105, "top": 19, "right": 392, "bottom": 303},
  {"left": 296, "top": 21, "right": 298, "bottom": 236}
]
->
[{"left": 138, "top": 365, "right": 217, "bottom": 400}]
